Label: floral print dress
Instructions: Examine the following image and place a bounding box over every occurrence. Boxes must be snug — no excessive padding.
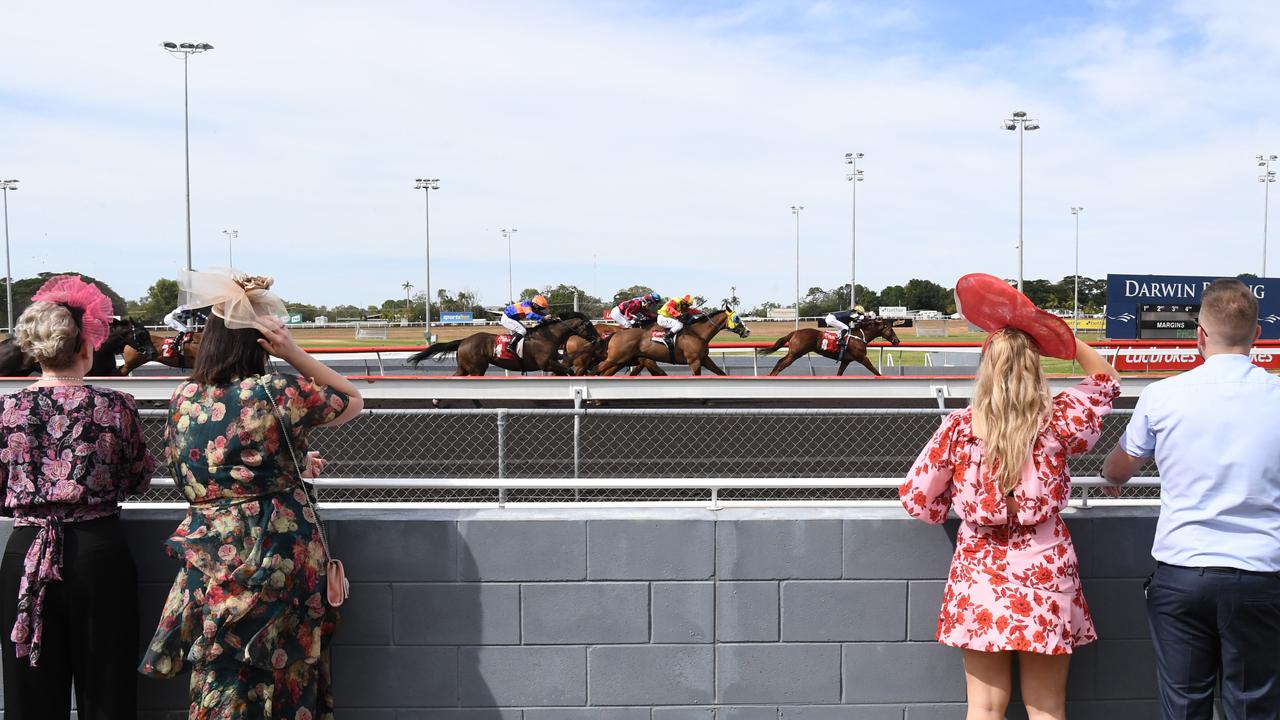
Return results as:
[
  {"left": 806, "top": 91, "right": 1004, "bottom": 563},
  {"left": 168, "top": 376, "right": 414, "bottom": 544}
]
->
[
  {"left": 139, "top": 373, "right": 349, "bottom": 720},
  {"left": 0, "top": 386, "right": 155, "bottom": 665},
  {"left": 900, "top": 374, "right": 1120, "bottom": 655}
]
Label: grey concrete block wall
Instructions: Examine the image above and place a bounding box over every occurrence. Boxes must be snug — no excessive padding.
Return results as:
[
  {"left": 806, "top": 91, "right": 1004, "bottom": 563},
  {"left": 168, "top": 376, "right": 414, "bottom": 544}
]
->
[{"left": 0, "top": 507, "right": 1163, "bottom": 717}]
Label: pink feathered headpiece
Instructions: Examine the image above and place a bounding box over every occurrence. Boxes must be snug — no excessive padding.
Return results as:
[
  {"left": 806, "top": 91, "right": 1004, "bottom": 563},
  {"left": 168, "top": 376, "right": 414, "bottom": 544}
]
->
[{"left": 31, "top": 275, "right": 114, "bottom": 350}]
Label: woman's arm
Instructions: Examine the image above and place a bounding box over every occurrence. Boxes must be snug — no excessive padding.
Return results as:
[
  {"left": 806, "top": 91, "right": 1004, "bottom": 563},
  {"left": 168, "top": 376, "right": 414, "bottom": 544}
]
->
[
  {"left": 1074, "top": 337, "right": 1118, "bottom": 380},
  {"left": 255, "top": 316, "right": 364, "bottom": 426}
]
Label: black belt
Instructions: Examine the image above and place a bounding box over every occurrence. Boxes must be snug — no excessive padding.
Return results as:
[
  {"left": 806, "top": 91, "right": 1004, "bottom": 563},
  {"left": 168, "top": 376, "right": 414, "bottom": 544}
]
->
[{"left": 1158, "top": 561, "right": 1280, "bottom": 578}]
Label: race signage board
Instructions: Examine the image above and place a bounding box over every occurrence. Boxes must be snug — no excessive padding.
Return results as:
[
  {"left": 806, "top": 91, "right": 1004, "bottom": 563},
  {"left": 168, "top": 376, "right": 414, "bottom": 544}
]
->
[
  {"left": 1111, "top": 346, "right": 1280, "bottom": 373},
  {"left": 440, "top": 312, "right": 474, "bottom": 323},
  {"left": 1105, "top": 274, "right": 1280, "bottom": 340}
]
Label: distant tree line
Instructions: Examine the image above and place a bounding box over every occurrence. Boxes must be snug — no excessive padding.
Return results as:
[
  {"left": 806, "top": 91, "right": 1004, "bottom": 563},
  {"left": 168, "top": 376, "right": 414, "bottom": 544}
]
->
[{"left": 745, "top": 276, "right": 1108, "bottom": 317}]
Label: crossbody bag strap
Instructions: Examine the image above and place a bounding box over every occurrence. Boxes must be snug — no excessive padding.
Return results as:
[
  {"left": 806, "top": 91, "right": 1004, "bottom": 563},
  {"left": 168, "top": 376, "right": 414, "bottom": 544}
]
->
[{"left": 258, "top": 376, "right": 333, "bottom": 562}]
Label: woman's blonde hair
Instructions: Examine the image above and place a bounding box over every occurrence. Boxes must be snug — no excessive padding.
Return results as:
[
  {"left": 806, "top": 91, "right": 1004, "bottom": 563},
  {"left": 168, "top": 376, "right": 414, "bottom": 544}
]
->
[
  {"left": 15, "top": 301, "right": 82, "bottom": 370},
  {"left": 972, "top": 328, "right": 1052, "bottom": 494}
]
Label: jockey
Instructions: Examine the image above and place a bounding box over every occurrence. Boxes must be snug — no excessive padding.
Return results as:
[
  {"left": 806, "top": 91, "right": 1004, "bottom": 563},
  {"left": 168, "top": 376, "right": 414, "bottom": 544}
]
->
[
  {"left": 609, "top": 291, "right": 662, "bottom": 329},
  {"left": 825, "top": 305, "right": 876, "bottom": 347},
  {"left": 656, "top": 294, "right": 702, "bottom": 341},
  {"left": 162, "top": 304, "right": 208, "bottom": 357},
  {"left": 500, "top": 294, "right": 550, "bottom": 356}
]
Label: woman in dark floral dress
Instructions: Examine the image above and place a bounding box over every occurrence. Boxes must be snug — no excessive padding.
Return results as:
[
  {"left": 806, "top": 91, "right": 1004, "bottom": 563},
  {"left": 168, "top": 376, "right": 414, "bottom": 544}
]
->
[
  {"left": 138, "top": 271, "right": 363, "bottom": 720},
  {"left": 0, "top": 277, "right": 156, "bottom": 719}
]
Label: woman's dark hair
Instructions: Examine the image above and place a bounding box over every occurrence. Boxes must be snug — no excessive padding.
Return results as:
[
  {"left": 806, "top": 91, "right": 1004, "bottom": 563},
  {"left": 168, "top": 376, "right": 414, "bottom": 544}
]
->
[{"left": 190, "top": 313, "right": 268, "bottom": 384}]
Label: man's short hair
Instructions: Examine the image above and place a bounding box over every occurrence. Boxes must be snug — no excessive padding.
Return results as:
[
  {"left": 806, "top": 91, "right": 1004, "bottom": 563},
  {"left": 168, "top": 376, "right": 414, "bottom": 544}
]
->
[{"left": 1200, "top": 278, "right": 1259, "bottom": 347}]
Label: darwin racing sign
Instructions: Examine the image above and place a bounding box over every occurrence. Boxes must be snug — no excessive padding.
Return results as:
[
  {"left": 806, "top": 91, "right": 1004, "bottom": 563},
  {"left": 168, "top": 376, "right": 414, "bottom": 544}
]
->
[{"left": 1105, "top": 274, "right": 1280, "bottom": 340}]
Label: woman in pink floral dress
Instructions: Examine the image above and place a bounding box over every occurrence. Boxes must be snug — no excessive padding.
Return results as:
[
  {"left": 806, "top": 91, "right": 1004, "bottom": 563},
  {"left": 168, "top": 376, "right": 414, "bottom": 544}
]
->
[{"left": 901, "top": 332, "right": 1118, "bottom": 720}]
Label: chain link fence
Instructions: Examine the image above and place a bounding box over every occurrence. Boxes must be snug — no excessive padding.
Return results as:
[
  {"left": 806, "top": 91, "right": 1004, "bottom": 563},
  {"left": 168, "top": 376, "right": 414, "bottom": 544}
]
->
[{"left": 132, "top": 407, "right": 1155, "bottom": 505}]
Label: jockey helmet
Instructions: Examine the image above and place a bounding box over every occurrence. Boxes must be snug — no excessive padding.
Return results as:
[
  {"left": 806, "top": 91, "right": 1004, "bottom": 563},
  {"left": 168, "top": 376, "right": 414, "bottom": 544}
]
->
[
  {"left": 648, "top": 291, "right": 661, "bottom": 303},
  {"left": 853, "top": 304, "right": 866, "bottom": 314},
  {"left": 531, "top": 295, "right": 549, "bottom": 310},
  {"left": 680, "top": 294, "right": 693, "bottom": 305}
]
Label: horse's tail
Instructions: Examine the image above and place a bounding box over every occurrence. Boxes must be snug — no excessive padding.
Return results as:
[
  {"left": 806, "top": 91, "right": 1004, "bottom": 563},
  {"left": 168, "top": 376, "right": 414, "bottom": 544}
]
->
[
  {"left": 408, "top": 340, "right": 463, "bottom": 366},
  {"left": 755, "top": 332, "right": 794, "bottom": 355}
]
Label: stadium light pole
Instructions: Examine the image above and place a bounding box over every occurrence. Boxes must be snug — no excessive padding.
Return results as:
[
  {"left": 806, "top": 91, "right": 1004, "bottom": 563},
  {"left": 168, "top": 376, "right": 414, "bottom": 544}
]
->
[
  {"left": 1, "top": 179, "right": 17, "bottom": 336},
  {"left": 1003, "top": 110, "right": 1040, "bottom": 293},
  {"left": 502, "top": 228, "right": 517, "bottom": 301},
  {"left": 791, "top": 205, "right": 804, "bottom": 330},
  {"left": 161, "top": 41, "right": 214, "bottom": 272},
  {"left": 1071, "top": 207, "right": 1083, "bottom": 336},
  {"left": 1260, "top": 154, "right": 1278, "bottom": 276},
  {"left": 844, "top": 152, "right": 864, "bottom": 309},
  {"left": 416, "top": 179, "right": 440, "bottom": 343},
  {"left": 221, "top": 229, "right": 237, "bottom": 267}
]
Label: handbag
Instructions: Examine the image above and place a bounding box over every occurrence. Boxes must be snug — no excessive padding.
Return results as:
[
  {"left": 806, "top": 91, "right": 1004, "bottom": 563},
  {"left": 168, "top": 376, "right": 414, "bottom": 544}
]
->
[{"left": 261, "top": 377, "right": 350, "bottom": 607}]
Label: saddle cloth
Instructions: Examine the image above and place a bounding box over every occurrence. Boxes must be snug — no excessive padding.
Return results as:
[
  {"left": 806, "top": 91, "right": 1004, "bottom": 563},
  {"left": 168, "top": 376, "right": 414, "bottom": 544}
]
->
[
  {"left": 819, "top": 331, "right": 841, "bottom": 353},
  {"left": 161, "top": 337, "right": 179, "bottom": 358},
  {"left": 494, "top": 334, "right": 519, "bottom": 360},
  {"left": 650, "top": 330, "right": 671, "bottom": 347}
]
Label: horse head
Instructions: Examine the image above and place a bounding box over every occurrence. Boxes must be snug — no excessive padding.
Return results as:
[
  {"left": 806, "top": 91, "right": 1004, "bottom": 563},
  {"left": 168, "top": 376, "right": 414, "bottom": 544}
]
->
[
  {"left": 545, "top": 311, "right": 600, "bottom": 342},
  {"left": 871, "top": 318, "right": 901, "bottom": 346},
  {"left": 720, "top": 306, "right": 751, "bottom": 339}
]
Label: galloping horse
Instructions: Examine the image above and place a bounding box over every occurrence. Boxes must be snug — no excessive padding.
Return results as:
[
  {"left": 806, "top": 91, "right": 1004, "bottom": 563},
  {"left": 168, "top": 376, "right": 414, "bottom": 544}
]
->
[
  {"left": 0, "top": 318, "right": 153, "bottom": 377},
  {"left": 408, "top": 312, "right": 599, "bottom": 376},
  {"left": 587, "top": 307, "right": 750, "bottom": 376},
  {"left": 121, "top": 330, "right": 199, "bottom": 374},
  {"left": 756, "top": 318, "right": 902, "bottom": 376},
  {"left": 565, "top": 325, "right": 665, "bottom": 376}
]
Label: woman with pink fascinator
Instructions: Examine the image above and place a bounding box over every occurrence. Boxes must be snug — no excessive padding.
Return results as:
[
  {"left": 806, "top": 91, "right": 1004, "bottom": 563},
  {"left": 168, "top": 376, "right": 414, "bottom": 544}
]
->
[
  {"left": 0, "top": 275, "right": 157, "bottom": 718},
  {"left": 139, "top": 269, "right": 363, "bottom": 719}
]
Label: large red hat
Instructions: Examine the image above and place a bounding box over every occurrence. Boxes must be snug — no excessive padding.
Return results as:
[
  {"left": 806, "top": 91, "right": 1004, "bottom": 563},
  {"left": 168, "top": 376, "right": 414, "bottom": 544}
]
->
[{"left": 954, "top": 273, "right": 1076, "bottom": 360}]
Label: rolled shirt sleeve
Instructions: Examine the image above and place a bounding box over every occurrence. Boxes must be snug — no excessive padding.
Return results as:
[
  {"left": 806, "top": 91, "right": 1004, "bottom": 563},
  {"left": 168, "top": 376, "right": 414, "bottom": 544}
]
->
[{"left": 1120, "top": 390, "right": 1157, "bottom": 458}]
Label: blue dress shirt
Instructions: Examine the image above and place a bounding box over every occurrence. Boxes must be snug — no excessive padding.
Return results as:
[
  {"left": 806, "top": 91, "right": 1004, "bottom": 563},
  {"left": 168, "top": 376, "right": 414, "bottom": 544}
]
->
[{"left": 1122, "top": 353, "right": 1280, "bottom": 572}]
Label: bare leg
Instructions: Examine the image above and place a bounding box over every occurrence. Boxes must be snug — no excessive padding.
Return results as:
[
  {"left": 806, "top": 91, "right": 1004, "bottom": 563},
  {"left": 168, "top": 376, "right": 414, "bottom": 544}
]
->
[
  {"left": 962, "top": 649, "right": 1013, "bottom": 720},
  {"left": 1018, "top": 652, "right": 1070, "bottom": 720}
]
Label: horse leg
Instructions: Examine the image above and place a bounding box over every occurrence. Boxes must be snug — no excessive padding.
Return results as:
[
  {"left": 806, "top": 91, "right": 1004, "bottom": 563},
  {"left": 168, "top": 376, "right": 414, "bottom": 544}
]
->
[
  {"left": 628, "top": 364, "right": 644, "bottom": 376},
  {"left": 688, "top": 357, "right": 703, "bottom": 375},
  {"left": 640, "top": 359, "right": 666, "bottom": 376},
  {"left": 768, "top": 352, "right": 800, "bottom": 376},
  {"left": 837, "top": 360, "right": 851, "bottom": 376},
  {"left": 699, "top": 355, "right": 728, "bottom": 376},
  {"left": 857, "top": 353, "right": 881, "bottom": 377}
]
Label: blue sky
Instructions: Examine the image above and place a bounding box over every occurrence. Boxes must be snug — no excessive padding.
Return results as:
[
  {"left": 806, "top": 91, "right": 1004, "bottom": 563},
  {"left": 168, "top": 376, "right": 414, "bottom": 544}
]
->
[{"left": 1, "top": 1, "right": 1278, "bottom": 310}]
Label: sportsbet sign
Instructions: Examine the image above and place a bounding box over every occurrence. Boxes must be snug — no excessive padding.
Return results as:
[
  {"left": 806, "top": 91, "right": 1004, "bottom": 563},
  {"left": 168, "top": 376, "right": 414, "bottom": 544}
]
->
[{"left": 1105, "top": 274, "right": 1280, "bottom": 341}]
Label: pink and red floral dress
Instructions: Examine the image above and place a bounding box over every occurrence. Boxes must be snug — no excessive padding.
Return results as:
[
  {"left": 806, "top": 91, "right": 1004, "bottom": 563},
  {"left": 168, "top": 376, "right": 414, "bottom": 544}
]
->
[{"left": 900, "top": 374, "right": 1120, "bottom": 655}]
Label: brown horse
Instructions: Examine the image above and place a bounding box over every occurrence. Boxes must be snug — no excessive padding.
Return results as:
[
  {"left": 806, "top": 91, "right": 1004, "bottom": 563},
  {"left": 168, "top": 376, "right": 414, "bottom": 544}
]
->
[
  {"left": 565, "top": 324, "right": 666, "bottom": 376},
  {"left": 408, "top": 313, "right": 599, "bottom": 376},
  {"left": 121, "top": 331, "right": 200, "bottom": 374},
  {"left": 756, "top": 319, "right": 902, "bottom": 376},
  {"left": 588, "top": 307, "right": 750, "bottom": 376}
]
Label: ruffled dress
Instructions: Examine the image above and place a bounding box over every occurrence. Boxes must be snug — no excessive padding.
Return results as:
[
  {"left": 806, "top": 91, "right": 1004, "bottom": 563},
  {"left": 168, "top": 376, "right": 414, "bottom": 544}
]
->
[
  {"left": 899, "top": 374, "right": 1120, "bottom": 654},
  {"left": 139, "top": 374, "right": 349, "bottom": 719}
]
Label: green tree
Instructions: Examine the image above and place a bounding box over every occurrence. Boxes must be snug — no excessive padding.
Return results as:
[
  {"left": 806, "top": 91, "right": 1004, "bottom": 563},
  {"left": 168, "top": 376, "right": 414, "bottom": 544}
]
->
[
  {"left": 902, "top": 279, "right": 951, "bottom": 312},
  {"left": 612, "top": 285, "right": 656, "bottom": 306},
  {"left": 879, "top": 284, "right": 908, "bottom": 308}
]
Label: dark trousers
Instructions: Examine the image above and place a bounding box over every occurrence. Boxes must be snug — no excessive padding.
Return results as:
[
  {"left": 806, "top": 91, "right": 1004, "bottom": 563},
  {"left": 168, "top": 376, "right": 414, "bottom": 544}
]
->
[
  {"left": 1, "top": 515, "right": 139, "bottom": 719},
  {"left": 1147, "top": 562, "right": 1280, "bottom": 720}
]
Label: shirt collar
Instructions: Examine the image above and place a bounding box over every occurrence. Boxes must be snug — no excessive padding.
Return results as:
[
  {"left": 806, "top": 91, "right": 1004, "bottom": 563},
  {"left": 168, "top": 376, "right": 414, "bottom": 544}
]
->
[{"left": 1202, "top": 352, "right": 1253, "bottom": 366}]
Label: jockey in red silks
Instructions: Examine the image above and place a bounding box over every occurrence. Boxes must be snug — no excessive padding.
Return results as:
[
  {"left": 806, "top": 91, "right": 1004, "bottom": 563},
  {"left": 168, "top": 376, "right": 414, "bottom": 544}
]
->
[{"left": 609, "top": 291, "right": 662, "bottom": 329}]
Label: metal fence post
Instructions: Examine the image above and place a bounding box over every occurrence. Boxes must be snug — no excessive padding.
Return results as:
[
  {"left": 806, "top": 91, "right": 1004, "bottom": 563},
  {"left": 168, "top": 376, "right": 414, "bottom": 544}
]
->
[
  {"left": 573, "top": 390, "right": 583, "bottom": 499},
  {"left": 496, "top": 409, "right": 508, "bottom": 506}
]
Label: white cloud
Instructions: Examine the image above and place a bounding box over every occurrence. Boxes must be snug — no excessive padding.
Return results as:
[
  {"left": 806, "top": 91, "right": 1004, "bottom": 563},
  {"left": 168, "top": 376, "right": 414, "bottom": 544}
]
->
[{"left": 0, "top": 0, "right": 1278, "bottom": 311}]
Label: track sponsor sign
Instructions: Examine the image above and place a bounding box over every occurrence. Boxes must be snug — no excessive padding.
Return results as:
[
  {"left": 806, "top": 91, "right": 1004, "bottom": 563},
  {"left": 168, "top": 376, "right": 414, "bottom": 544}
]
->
[
  {"left": 1105, "top": 274, "right": 1280, "bottom": 340},
  {"left": 1110, "top": 345, "right": 1280, "bottom": 372},
  {"left": 440, "top": 312, "right": 474, "bottom": 323}
]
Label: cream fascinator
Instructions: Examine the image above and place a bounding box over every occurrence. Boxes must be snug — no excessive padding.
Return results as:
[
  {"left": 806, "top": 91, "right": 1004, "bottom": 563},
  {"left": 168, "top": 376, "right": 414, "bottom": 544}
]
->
[{"left": 179, "top": 268, "right": 289, "bottom": 329}]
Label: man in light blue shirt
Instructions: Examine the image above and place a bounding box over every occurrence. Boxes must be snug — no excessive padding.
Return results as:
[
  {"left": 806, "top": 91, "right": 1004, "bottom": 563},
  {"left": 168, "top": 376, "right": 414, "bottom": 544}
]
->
[{"left": 1104, "top": 278, "right": 1280, "bottom": 720}]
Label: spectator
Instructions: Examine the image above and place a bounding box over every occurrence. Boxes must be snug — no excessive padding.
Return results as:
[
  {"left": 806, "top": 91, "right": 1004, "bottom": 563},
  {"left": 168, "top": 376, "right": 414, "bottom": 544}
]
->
[
  {"left": 138, "top": 270, "right": 363, "bottom": 719},
  {"left": 1103, "top": 277, "right": 1280, "bottom": 719},
  {"left": 0, "top": 276, "right": 155, "bottom": 718},
  {"left": 902, "top": 327, "right": 1119, "bottom": 720}
]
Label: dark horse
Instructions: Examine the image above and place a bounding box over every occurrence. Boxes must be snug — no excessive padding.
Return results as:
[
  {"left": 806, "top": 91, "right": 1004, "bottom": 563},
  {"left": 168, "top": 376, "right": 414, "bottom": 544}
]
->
[
  {"left": 586, "top": 307, "right": 751, "bottom": 376},
  {"left": 756, "top": 318, "right": 902, "bottom": 376},
  {"left": 121, "top": 330, "right": 198, "bottom": 374},
  {"left": 408, "top": 312, "right": 600, "bottom": 376},
  {"left": 0, "top": 318, "right": 153, "bottom": 377}
]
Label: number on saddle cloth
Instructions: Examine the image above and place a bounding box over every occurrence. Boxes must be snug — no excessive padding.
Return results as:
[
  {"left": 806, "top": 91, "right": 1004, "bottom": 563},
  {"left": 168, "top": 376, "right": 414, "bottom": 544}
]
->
[{"left": 495, "top": 334, "right": 520, "bottom": 360}]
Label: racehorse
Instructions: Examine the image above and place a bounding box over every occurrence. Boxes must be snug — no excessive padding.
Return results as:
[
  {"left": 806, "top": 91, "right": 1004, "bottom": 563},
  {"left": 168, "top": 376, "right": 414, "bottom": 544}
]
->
[
  {"left": 408, "top": 312, "right": 600, "bottom": 376},
  {"left": 755, "top": 319, "right": 902, "bottom": 376},
  {"left": 587, "top": 307, "right": 750, "bottom": 376},
  {"left": 121, "top": 330, "right": 199, "bottom": 374},
  {"left": 0, "top": 318, "right": 153, "bottom": 377},
  {"left": 565, "top": 324, "right": 666, "bottom": 376}
]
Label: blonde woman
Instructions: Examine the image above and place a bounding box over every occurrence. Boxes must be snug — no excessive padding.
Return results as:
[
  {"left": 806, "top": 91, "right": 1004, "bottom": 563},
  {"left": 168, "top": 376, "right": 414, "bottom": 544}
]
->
[{"left": 901, "top": 327, "right": 1119, "bottom": 720}]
